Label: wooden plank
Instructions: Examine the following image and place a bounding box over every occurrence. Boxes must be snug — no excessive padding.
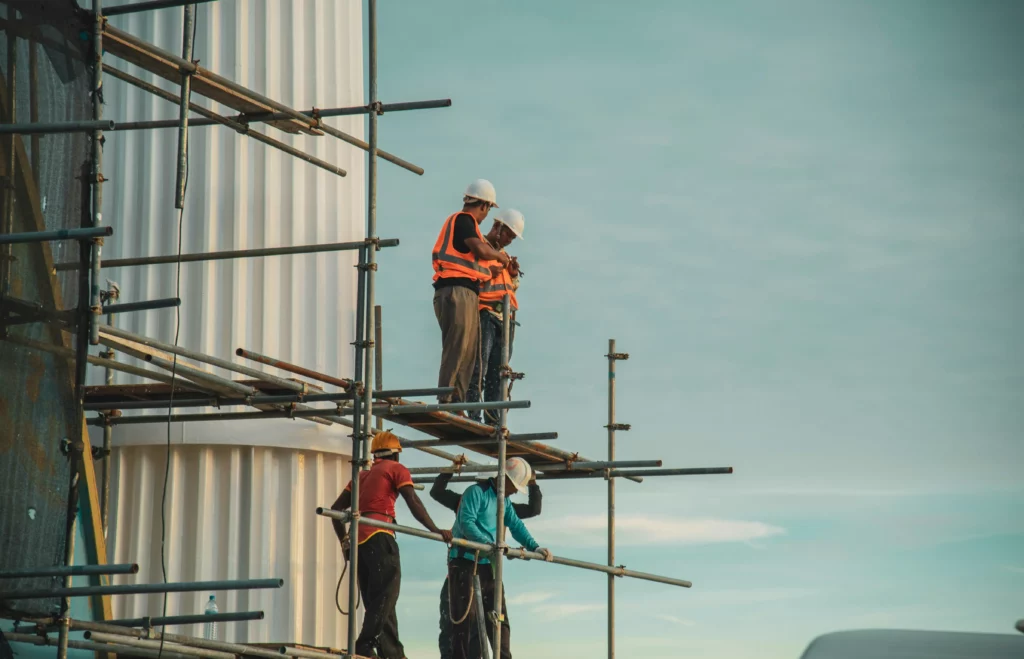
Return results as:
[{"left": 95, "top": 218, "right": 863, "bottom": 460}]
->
[
  {"left": 102, "top": 26, "right": 317, "bottom": 135},
  {"left": 77, "top": 419, "right": 115, "bottom": 623}
]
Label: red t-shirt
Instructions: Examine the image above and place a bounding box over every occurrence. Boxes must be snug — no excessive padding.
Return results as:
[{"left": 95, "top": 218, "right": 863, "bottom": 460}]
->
[{"left": 344, "top": 459, "right": 413, "bottom": 545}]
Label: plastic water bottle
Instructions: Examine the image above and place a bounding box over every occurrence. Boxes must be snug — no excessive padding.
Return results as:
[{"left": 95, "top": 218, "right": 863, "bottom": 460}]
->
[{"left": 204, "top": 594, "right": 219, "bottom": 640}]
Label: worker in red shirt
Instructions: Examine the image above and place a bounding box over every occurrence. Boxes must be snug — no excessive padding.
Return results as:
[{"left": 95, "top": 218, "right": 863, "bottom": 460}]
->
[{"left": 330, "top": 431, "right": 454, "bottom": 659}]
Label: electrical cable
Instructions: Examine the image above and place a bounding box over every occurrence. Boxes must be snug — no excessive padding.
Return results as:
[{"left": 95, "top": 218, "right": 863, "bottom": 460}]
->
[
  {"left": 333, "top": 549, "right": 360, "bottom": 616},
  {"left": 157, "top": 7, "right": 197, "bottom": 659}
]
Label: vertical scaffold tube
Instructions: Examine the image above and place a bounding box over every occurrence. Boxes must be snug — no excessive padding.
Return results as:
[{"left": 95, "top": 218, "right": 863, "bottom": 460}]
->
[
  {"left": 607, "top": 338, "right": 617, "bottom": 659},
  {"left": 492, "top": 293, "right": 511, "bottom": 656},
  {"left": 88, "top": 0, "right": 104, "bottom": 345}
]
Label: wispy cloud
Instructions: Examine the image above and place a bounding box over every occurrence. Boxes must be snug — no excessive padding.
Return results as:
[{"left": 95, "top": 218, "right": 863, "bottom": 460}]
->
[
  {"left": 507, "top": 591, "right": 556, "bottom": 606},
  {"left": 528, "top": 515, "right": 785, "bottom": 547},
  {"left": 533, "top": 603, "right": 605, "bottom": 620},
  {"left": 699, "top": 588, "right": 817, "bottom": 606},
  {"left": 656, "top": 614, "right": 696, "bottom": 627}
]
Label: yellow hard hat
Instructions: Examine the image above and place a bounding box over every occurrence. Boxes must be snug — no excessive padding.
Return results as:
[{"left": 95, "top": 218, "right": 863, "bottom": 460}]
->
[{"left": 370, "top": 430, "right": 402, "bottom": 456}]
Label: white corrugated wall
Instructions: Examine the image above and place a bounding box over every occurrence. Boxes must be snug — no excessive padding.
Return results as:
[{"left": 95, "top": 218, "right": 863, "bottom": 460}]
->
[
  {"left": 93, "top": 0, "right": 366, "bottom": 645},
  {"left": 108, "top": 444, "right": 353, "bottom": 646},
  {"left": 99, "top": 0, "right": 364, "bottom": 384}
]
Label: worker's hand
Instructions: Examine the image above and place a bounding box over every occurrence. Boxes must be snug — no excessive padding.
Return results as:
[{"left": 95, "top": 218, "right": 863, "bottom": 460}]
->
[
  {"left": 438, "top": 529, "right": 454, "bottom": 545},
  {"left": 340, "top": 535, "right": 351, "bottom": 556},
  {"left": 537, "top": 547, "right": 554, "bottom": 562},
  {"left": 507, "top": 257, "right": 521, "bottom": 277},
  {"left": 488, "top": 264, "right": 504, "bottom": 277},
  {"left": 497, "top": 251, "right": 511, "bottom": 267}
]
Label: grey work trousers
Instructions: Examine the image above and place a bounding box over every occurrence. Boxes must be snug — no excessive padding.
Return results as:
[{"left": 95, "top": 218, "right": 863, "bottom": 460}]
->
[{"left": 433, "top": 285, "right": 481, "bottom": 403}]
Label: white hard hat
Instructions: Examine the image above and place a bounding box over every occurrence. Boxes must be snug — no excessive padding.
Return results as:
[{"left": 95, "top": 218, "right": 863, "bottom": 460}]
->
[
  {"left": 464, "top": 179, "right": 498, "bottom": 207},
  {"left": 505, "top": 457, "right": 533, "bottom": 494},
  {"left": 492, "top": 208, "right": 525, "bottom": 241}
]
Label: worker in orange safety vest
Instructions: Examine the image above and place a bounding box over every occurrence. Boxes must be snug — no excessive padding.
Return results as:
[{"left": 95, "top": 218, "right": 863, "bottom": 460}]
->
[
  {"left": 466, "top": 208, "right": 525, "bottom": 425},
  {"left": 432, "top": 179, "right": 510, "bottom": 405}
]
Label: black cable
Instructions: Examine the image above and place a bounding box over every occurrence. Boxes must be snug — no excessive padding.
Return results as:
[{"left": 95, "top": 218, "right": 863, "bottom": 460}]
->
[
  {"left": 158, "top": 8, "right": 197, "bottom": 659},
  {"left": 334, "top": 554, "right": 360, "bottom": 616}
]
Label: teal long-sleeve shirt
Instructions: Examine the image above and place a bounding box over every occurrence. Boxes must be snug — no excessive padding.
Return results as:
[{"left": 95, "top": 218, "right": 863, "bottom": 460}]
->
[{"left": 449, "top": 479, "right": 539, "bottom": 564}]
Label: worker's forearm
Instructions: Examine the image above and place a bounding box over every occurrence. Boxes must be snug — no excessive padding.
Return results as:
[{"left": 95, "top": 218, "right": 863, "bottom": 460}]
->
[
  {"left": 469, "top": 240, "right": 502, "bottom": 261},
  {"left": 410, "top": 500, "right": 441, "bottom": 534},
  {"left": 331, "top": 519, "right": 348, "bottom": 545},
  {"left": 330, "top": 491, "right": 351, "bottom": 544}
]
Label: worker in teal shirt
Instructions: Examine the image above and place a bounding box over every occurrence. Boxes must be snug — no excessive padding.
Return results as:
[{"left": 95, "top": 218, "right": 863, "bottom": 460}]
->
[{"left": 446, "top": 457, "right": 552, "bottom": 659}]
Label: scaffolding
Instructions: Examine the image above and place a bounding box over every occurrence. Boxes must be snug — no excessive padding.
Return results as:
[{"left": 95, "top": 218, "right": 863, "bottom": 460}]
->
[{"left": 0, "top": 2, "right": 734, "bottom": 658}]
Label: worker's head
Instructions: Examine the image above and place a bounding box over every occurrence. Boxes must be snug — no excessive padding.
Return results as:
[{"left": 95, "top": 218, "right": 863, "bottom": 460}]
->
[
  {"left": 488, "top": 209, "right": 525, "bottom": 248},
  {"left": 370, "top": 430, "right": 403, "bottom": 462},
  {"left": 504, "top": 457, "right": 533, "bottom": 495},
  {"left": 462, "top": 179, "right": 498, "bottom": 222}
]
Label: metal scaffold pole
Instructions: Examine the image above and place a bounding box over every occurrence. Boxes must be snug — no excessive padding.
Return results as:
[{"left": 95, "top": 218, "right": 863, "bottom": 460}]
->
[
  {"left": 88, "top": 0, "right": 105, "bottom": 345},
  {"left": 492, "top": 293, "right": 512, "bottom": 656},
  {"left": 345, "top": 0, "right": 380, "bottom": 655},
  {"left": 100, "top": 283, "right": 118, "bottom": 538},
  {"left": 606, "top": 340, "right": 629, "bottom": 659}
]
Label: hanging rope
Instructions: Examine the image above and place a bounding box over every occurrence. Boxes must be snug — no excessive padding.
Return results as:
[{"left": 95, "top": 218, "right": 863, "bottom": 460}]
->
[
  {"left": 335, "top": 539, "right": 361, "bottom": 616},
  {"left": 448, "top": 550, "right": 481, "bottom": 625}
]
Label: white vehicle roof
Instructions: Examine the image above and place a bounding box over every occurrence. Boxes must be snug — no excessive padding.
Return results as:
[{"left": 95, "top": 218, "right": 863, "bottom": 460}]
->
[{"left": 800, "top": 629, "right": 1024, "bottom": 659}]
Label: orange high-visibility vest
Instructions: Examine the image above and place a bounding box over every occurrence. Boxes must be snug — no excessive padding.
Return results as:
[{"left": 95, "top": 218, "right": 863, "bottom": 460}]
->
[
  {"left": 479, "top": 259, "right": 519, "bottom": 312},
  {"left": 432, "top": 212, "right": 491, "bottom": 284}
]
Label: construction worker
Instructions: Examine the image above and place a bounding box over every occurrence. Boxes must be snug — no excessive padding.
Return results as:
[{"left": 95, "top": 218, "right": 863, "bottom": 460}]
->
[
  {"left": 466, "top": 209, "right": 525, "bottom": 425},
  {"left": 432, "top": 179, "right": 510, "bottom": 406},
  {"left": 446, "top": 457, "right": 552, "bottom": 659},
  {"left": 432, "top": 468, "right": 542, "bottom": 659},
  {"left": 329, "top": 431, "right": 454, "bottom": 659}
]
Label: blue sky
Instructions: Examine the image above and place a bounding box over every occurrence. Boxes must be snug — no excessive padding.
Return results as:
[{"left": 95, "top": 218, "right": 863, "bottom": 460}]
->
[{"left": 362, "top": 1, "right": 1022, "bottom": 657}]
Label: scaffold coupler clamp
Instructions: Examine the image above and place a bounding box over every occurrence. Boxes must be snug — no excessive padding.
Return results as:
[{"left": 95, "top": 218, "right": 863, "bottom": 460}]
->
[
  {"left": 309, "top": 106, "right": 324, "bottom": 131},
  {"left": 499, "top": 365, "right": 524, "bottom": 381},
  {"left": 605, "top": 423, "right": 631, "bottom": 431},
  {"left": 369, "top": 100, "right": 384, "bottom": 116}
]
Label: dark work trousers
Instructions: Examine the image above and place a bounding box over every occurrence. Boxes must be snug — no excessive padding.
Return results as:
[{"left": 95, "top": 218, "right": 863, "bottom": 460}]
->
[
  {"left": 448, "top": 558, "right": 510, "bottom": 659},
  {"left": 467, "top": 311, "right": 515, "bottom": 425},
  {"left": 434, "top": 286, "right": 481, "bottom": 403},
  {"left": 355, "top": 533, "right": 404, "bottom": 659},
  {"left": 438, "top": 577, "right": 482, "bottom": 659}
]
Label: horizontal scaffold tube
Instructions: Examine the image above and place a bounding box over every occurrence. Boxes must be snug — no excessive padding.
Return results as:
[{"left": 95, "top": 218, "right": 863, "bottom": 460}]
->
[
  {"left": 7, "top": 334, "right": 201, "bottom": 390},
  {"left": 67, "top": 620, "right": 286, "bottom": 659},
  {"left": 4, "top": 632, "right": 198, "bottom": 659},
  {"left": 314, "top": 509, "right": 692, "bottom": 589},
  {"left": 100, "top": 325, "right": 308, "bottom": 394},
  {"left": 278, "top": 646, "right": 347, "bottom": 659},
  {"left": 236, "top": 347, "right": 353, "bottom": 389},
  {"left": 101, "top": 297, "right": 180, "bottom": 314},
  {"left": 103, "top": 0, "right": 218, "bottom": 16},
  {"left": 397, "top": 435, "right": 558, "bottom": 449},
  {"left": 403, "top": 460, "right": 659, "bottom": 476},
  {"left": 0, "top": 120, "right": 115, "bottom": 135},
  {"left": 55, "top": 238, "right": 397, "bottom": 271},
  {"left": 0, "top": 577, "right": 283, "bottom": 600},
  {"left": 0, "top": 563, "right": 138, "bottom": 578},
  {"left": 86, "top": 632, "right": 235, "bottom": 659},
  {"left": 410, "top": 466, "right": 734, "bottom": 484},
  {"left": 0, "top": 226, "right": 112, "bottom": 245},
  {"left": 83, "top": 386, "right": 454, "bottom": 411},
  {"left": 105, "top": 610, "right": 265, "bottom": 628},
  {"left": 373, "top": 400, "right": 529, "bottom": 415}
]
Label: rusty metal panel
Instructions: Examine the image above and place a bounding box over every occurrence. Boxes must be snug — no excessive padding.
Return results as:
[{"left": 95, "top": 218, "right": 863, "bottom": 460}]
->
[{"left": 0, "top": 1, "right": 93, "bottom": 617}]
